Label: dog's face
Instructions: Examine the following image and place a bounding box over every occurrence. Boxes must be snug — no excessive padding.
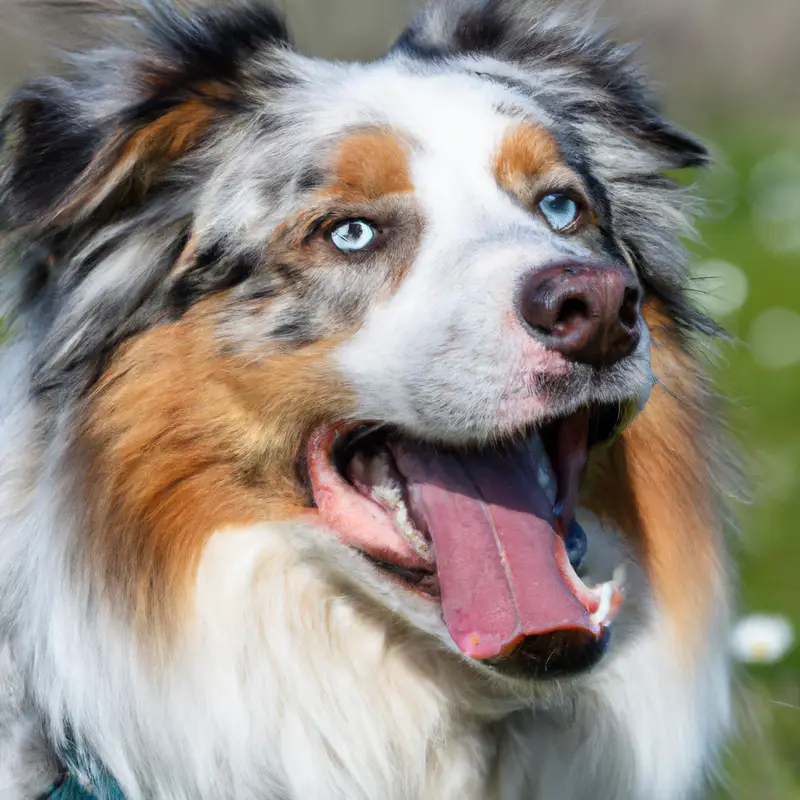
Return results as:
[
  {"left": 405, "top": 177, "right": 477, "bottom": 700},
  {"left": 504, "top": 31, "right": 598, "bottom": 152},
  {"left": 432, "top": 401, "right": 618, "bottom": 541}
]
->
[
  {"left": 264, "top": 68, "right": 655, "bottom": 671},
  {"left": 1, "top": 0, "right": 722, "bottom": 686}
]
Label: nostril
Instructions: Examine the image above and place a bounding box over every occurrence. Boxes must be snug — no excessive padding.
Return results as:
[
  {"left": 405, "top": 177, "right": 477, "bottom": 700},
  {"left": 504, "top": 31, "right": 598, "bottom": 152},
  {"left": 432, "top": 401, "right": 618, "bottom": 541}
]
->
[
  {"left": 555, "top": 297, "right": 589, "bottom": 326},
  {"left": 519, "top": 263, "right": 642, "bottom": 367},
  {"left": 619, "top": 287, "right": 640, "bottom": 329}
]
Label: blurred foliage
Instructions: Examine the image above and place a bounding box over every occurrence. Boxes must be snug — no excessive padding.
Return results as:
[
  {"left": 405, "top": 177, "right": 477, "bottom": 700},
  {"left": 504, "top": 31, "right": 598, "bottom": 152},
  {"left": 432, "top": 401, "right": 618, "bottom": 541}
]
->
[{"left": 690, "top": 124, "right": 800, "bottom": 799}]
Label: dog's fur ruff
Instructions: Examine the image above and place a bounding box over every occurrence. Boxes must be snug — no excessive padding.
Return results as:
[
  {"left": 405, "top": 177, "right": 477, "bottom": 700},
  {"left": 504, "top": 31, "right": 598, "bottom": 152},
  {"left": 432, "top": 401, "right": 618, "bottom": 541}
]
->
[{"left": 0, "top": 1, "right": 736, "bottom": 798}]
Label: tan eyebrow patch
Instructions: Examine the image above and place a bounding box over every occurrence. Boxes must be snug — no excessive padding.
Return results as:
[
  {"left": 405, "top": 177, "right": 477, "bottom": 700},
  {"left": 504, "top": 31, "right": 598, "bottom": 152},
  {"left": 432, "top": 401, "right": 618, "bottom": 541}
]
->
[
  {"left": 325, "top": 129, "right": 414, "bottom": 203},
  {"left": 493, "top": 122, "right": 565, "bottom": 195}
]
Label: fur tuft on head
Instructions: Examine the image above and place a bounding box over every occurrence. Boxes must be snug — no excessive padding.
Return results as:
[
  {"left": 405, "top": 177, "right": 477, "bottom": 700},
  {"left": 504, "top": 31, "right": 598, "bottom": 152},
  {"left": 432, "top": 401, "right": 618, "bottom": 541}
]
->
[{"left": 0, "top": 0, "right": 296, "bottom": 398}]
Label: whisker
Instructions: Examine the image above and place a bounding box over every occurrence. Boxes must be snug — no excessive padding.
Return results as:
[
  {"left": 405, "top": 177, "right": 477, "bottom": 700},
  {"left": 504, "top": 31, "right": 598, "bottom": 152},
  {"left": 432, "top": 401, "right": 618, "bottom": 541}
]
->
[
  {"left": 339, "top": 422, "right": 388, "bottom": 451},
  {"left": 653, "top": 375, "right": 685, "bottom": 404}
]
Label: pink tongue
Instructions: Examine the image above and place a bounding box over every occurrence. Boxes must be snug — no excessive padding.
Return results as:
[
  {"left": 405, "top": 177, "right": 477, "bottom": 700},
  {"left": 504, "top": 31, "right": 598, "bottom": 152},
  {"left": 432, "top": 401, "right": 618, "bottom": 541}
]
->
[{"left": 391, "top": 440, "right": 596, "bottom": 660}]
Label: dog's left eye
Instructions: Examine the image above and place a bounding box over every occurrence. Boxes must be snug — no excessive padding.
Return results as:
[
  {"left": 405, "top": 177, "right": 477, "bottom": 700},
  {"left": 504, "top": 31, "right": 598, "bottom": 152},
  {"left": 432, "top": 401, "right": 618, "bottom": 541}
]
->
[
  {"left": 330, "top": 220, "right": 376, "bottom": 252},
  {"left": 538, "top": 193, "right": 582, "bottom": 233}
]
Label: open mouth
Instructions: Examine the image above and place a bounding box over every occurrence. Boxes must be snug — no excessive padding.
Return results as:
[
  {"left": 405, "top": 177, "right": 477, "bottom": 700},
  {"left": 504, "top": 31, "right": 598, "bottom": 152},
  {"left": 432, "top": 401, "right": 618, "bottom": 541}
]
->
[{"left": 306, "top": 406, "right": 627, "bottom": 671}]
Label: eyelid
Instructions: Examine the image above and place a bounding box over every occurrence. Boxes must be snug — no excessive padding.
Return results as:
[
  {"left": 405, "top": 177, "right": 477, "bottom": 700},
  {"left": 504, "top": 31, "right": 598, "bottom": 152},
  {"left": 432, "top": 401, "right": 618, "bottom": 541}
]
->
[
  {"left": 534, "top": 184, "right": 586, "bottom": 208},
  {"left": 303, "top": 213, "right": 337, "bottom": 244},
  {"left": 324, "top": 217, "right": 380, "bottom": 239},
  {"left": 527, "top": 164, "right": 591, "bottom": 212}
]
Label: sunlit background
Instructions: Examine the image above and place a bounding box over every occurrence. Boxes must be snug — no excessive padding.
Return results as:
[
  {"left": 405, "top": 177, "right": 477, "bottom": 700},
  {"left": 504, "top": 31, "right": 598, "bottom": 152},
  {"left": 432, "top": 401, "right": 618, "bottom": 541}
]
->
[{"left": 1, "top": 1, "right": 798, "bottom": 796}]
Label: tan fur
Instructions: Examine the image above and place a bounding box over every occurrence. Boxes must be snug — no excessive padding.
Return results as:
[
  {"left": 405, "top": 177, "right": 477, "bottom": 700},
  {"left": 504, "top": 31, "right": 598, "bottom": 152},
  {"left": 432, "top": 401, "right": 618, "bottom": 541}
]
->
[
  {"left": 585, "top": 301, "right": 724, "bottom": 641},
  {"left": 126, "top": 99, "right": 216, "bottom": 162},
  {"left": 494, "top": 123, "right": 561, "bottom": 182},
  {"left": 51, "top": 95, "right": 221, "bottom": 226},
  {"left": 325, "top": 128, "right": 414, "bottom": 202},
  {"left": 77, "top": 297, "right": 353, "bottom": 640},
  {"left": 493, "top": 123, "right": 582, "bottom": 206}
]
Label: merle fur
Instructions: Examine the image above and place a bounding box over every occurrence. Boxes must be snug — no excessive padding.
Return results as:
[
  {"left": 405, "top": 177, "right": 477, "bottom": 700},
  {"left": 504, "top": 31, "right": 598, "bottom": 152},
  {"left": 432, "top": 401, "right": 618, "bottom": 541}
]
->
[
  {"left": 1, "top": 3, "right": 291, "bottom": 229},
  {"left": 169, "top": 243, "right": 262, "bottom": 315},
  {"left": 397, "top": 0, "right": 708, "bottom": 169},
  {"left": 1, "top": 0, "right": 719, "bottom": 403}
]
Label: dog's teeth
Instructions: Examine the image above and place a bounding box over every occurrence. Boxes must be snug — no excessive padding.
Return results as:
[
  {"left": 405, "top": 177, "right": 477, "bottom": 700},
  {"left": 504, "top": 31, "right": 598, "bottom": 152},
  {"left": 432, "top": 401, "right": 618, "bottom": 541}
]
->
[
  {"left": 370, "top": 483, "right": 432, "bottom": 562},
  {"left": 350, "top": 450, "right": 432, "bottom": 561},
  {"left": 590, "top": 581, "right": 615, "bottom": 626}
]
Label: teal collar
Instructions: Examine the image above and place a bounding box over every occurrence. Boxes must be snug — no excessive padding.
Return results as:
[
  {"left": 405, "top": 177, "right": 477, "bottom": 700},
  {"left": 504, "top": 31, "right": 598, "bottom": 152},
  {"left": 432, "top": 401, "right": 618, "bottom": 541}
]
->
[
  {"left": 44, "top": 746, "right": 126, "bottom": 800},
  {"left": 47, "top": 772, "right": 125, "bottom": 800}
]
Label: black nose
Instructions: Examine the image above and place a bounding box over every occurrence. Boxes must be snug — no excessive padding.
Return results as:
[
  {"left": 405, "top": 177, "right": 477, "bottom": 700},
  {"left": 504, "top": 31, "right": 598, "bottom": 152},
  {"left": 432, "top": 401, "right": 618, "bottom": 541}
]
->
[{"left": 519, "top": 263, "right": 642, "bottom": 367}]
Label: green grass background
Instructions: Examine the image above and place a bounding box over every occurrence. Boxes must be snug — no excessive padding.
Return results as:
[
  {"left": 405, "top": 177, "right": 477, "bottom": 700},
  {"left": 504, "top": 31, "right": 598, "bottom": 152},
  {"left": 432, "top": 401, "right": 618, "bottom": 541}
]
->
[{"left": 690, "top": 125, "right": 800, "bottom": 799}]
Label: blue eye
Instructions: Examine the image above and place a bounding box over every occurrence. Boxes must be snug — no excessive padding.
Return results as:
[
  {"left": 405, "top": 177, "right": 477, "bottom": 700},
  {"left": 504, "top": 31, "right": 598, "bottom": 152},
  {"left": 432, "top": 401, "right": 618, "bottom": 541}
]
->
[
  {"left": 330, "top": 220, "right": 376, "bottom": 252},
  {"left": 538, "top": 193, "right": 581, "bottom": 232}
]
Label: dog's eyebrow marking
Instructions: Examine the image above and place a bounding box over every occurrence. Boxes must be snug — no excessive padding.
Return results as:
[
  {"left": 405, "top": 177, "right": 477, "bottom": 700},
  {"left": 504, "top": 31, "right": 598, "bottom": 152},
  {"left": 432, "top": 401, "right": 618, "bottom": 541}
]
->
[
  {"left": 323, "top": 128, "right": 414, "bottom": 203},
  {"left": 493, "top": 122, "right": 564, "bottom": 193}
]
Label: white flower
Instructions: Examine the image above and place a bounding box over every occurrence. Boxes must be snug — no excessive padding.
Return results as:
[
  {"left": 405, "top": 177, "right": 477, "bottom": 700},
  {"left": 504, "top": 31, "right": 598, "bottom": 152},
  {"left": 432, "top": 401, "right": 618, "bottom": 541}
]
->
[{"left": 730, "top": 614, "right": 795, "bottom": 665}]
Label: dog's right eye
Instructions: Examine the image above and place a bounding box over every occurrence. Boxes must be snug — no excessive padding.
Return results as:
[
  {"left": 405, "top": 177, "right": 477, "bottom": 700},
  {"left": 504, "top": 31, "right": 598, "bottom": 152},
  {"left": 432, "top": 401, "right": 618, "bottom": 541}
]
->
[
  {"left": 538, "top": 193, "right": 583, "bottom": 234},
  {"left": 330, "top": 220, "right": 376, "bottom": 252}
]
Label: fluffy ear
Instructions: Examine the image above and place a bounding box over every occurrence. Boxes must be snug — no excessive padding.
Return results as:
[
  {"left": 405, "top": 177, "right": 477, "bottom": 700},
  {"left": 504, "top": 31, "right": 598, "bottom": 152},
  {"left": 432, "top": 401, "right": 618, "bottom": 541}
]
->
[{"left": 0, "top": 1, "right": 291, "bottom": 234}]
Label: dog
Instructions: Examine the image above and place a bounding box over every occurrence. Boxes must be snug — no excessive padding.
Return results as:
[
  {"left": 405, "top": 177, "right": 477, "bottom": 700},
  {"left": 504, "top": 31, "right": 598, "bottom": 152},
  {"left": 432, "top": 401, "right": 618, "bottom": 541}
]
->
[{"left": 0, "top": 0, "right": 737, "bottom": 797}]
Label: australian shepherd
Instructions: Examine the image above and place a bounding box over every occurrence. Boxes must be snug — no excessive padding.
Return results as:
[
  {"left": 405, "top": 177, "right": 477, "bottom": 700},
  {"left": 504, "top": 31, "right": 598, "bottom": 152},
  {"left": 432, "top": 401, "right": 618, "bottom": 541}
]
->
[{"left": 0, "top": 0, "right": 737, "bottom": 797}]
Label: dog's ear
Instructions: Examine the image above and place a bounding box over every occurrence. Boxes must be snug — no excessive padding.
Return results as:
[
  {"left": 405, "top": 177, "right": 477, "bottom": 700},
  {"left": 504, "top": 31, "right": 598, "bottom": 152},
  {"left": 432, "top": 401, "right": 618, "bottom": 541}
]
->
[
  {"left": 393, "top": 0, "right": 708, "bottom": 172},
  {"left": 0, "top": 1, "right": 291, "bottom": 234}
]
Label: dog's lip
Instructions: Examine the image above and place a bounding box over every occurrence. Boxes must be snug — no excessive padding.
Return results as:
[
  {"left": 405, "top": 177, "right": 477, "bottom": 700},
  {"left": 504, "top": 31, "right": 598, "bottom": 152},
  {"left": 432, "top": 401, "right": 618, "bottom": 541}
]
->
[
  {"left": 306, "top": 422, "right": 434, "bottom": 571},
  {"left": 304, "top": 422, "right": 443, "bottom": 600}
]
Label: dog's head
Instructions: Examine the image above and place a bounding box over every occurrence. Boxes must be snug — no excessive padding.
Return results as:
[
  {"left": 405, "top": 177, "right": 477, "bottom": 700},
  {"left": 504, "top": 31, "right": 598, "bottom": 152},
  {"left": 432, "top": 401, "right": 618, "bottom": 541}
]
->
[{"left": 1, "top": 0, "right": 727, "bottom": 683}]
